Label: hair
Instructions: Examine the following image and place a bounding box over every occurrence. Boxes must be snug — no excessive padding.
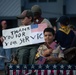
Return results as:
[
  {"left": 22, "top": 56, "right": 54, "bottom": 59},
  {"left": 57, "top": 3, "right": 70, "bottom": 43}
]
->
[
  {"left": 57, "top": 16, "right": 70, "bottom": 26},
  {"left": 43, "top": 28, "right": 55, "bottom": 36},
  {"left": 0, "top": 20, "right": 6, "bottom": 24}
]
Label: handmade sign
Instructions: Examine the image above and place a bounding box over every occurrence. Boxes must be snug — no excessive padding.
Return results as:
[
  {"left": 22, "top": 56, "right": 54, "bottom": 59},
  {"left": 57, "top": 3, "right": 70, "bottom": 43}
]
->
[{"left": 2, "top": 23, "right": 47, "bottom": 49}]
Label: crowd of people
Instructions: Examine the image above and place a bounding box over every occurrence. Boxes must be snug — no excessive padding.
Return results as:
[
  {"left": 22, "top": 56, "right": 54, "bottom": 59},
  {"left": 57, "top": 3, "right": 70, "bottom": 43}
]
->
[{"left": 0, "top": 5, "right": 76, "bottom": 71}]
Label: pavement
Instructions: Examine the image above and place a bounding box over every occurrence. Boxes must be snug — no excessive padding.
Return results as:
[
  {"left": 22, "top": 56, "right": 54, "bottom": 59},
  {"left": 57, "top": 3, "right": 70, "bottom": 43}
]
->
[{"left": 0, "top": 70, "right": 5, "bottom": 75}]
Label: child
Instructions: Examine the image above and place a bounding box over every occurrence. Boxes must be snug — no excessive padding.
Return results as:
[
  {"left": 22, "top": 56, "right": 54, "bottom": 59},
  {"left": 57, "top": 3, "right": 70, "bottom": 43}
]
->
[
  {"left": 35, "top": 28, "right": 64, "bottom": 64},
  {"left": 56, "top": 16, "right": 75, "bottom": 49}
]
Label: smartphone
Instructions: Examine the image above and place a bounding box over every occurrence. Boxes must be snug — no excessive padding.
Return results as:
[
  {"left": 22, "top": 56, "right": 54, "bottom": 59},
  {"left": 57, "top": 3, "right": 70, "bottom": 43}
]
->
[{"left": 37, "top": 56, "right": 46, "bottom": 64}]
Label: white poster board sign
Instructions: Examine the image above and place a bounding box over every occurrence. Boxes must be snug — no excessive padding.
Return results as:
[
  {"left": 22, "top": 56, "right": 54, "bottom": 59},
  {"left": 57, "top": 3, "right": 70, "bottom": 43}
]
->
[{"left": 3, "top": 23, "right": 47, "bottom": 49}]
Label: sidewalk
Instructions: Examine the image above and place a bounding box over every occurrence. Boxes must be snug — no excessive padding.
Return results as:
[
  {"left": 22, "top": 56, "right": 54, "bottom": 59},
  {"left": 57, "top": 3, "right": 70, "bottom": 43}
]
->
[{"left": 0, "top": 70, "right": 5, "bottom": 75}]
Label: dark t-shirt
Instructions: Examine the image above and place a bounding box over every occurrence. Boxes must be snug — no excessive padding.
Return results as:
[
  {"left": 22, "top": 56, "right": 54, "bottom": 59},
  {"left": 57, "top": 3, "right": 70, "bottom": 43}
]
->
[{"left": 55, "top": 30, "right": 75, "bottom": 49}]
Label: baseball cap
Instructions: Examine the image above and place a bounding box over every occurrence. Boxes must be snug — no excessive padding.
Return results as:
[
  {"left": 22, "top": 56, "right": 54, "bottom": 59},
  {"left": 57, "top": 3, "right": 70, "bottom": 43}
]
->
[
  {"left": 31, "top": 5, "right": 42, "bottom": 14},
  {"left": 56, "top": 16, "right": 70, "bottom": 25},
  {"left": 17, "top": 10, "right": 33, "bottom": 19}
]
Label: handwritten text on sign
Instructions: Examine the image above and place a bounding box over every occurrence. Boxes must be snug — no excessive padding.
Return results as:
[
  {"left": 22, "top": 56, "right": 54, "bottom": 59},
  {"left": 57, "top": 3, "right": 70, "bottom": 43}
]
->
[{"left": 3, "top": 24, "right": 47, "bottom": 49}]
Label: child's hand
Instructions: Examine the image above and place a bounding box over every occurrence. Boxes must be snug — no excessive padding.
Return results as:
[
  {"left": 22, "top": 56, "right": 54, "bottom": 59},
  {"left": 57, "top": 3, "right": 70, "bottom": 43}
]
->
[
  {"left": 42, "top": 49, "right": 52, "bottom": 57},
  {"left": 46, "top": 56, "right": 54, "bottom": 61}
]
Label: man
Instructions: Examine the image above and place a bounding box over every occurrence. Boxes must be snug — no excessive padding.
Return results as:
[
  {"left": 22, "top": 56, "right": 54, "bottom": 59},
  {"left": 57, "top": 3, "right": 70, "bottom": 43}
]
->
[
  {"left": 31, "top": 5, "right": 52, "bottom": 28},
  {"left": 0, "top": 20, "right": 11, "bottom": 70},
  {"left": 17, "top": 10, "right": 39, "bottom": 64},
  {"left": 17, "top": 10, "right": 34, "bottom": 26},
  {"left": 0, "top": 25, "right": 2, "bottom": 47}
]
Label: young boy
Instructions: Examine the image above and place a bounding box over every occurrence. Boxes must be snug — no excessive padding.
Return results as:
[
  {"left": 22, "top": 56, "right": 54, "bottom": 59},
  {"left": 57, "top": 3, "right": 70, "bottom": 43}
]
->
[
  {"left": 56, "top": 16, "right": 75, "bottom": 49},
  {"left": 35, "top": 28, "right": 64, "bottom": 64}
]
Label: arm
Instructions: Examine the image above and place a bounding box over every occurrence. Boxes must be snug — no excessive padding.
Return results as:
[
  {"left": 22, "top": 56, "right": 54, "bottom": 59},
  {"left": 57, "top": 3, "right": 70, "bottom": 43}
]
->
[
  {"left": 35, "top": 44, "right": 52, "bottom": 59},
  {"left": 46, "top": 46, "right": 64, "bottom": 63},
  {"left": 42, "top": 49, "right": 53, "bottom": 57},
  {"left": 46, "top": 56, "right": 63, "bottom": 63},
  {"left": 0, "top": 36, "right": 4, "bottom": 42},
  {"left": 0, "top": 26, "right": 2, "bottom": 42},
  {"left": 35, "top": 49, "right": 52, "bottom": 59},
  {"left": 41, "top": 19, "right": 53, "bottom": 28},
  {"left": 0, "top": 25, "right": 2, "bottom": 37},
  {"left": 35, "top": 45, "right": 44, "bottom": 59}
]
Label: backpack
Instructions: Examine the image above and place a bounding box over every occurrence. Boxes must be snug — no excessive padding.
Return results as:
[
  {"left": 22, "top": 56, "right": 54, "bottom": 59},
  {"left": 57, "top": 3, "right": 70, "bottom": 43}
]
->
[{"left": 64, "top": 47, "right": 76, "bottom": 64}]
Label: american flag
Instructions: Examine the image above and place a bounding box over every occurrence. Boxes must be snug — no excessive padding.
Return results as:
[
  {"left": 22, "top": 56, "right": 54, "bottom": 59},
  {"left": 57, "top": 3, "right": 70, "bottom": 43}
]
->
[
  {"left": 37, "top": 56, "right": 46, "bottom": 64},
  {"left": 7, "top": 64, "right": 76, "bottom": 75},
  {"left": 31, "top": 23, "right": 47, "bottom": 32}
]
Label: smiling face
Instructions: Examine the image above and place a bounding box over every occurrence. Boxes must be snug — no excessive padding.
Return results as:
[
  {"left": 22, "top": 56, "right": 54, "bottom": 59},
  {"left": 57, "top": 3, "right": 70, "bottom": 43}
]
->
[{"left": 44, "top": 32, "right": 55, "bottom": 45}]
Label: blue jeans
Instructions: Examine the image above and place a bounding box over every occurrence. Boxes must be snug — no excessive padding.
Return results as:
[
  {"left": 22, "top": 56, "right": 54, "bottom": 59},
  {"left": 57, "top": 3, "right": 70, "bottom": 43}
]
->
[
  {"left": 0, "top": 47, "right": 11, "bottom": 70},
  {"left": 0, "top": 47, "right": 5, "bottom": 70},
  {"left": 4, "top": 48, "right": 11, "bottom": 62}
]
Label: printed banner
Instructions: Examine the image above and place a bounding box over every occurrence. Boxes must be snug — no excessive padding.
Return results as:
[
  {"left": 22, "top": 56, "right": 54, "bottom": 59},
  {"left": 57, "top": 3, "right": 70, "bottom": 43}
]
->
[
  {"left": 2, "top": 23, "right": 47, "bottom": 49},
  {"left": 7, "top": 64, "right": 76, "bottom": 75}
]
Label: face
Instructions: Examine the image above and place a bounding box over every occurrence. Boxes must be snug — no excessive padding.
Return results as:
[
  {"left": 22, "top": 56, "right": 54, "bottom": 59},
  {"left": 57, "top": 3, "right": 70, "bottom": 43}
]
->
[
  {"left": 44, "top": 32, "right": 55, "bottom": 44},
  {"left": 34, "top": 12, "right": 41, "bottom": 19},
  {"left": 21, "top": 17, "right": 32, "bottom": 25},
  {"left": 1, "top": 21, "right": 7, "bottom": 29}
]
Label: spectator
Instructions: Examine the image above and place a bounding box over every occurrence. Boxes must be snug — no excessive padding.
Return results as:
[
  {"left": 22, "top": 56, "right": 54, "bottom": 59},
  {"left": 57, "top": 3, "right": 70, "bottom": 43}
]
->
[
  {"left": 35, "top": 28, "right": 64, "bottom": 64},
  {"left": 0, "top": 20, "right": 11, "bottom": 70},
  {"left": 16, "top": 10, "right": 39, "bottom": 64},
  {"left": 31, "top": 5, "right": 52, "bottom": 28},
  {"left": 0, "top": 23, "right": 2, "bottom": 32},
  {"left": 0, "top": 25, "right": 2, "bottom": 46},
  {"left": 55, "top": 16, "right": 75, "bottom": 49}
]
